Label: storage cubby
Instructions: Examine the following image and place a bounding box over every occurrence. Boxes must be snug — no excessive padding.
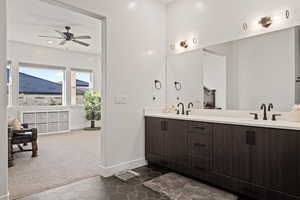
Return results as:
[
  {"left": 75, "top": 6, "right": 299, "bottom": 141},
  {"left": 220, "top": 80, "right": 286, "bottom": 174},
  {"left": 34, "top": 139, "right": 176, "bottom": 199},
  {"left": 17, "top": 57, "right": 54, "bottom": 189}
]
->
[{"left": 21, "top": 110, "right": 70, "bottom": 134}]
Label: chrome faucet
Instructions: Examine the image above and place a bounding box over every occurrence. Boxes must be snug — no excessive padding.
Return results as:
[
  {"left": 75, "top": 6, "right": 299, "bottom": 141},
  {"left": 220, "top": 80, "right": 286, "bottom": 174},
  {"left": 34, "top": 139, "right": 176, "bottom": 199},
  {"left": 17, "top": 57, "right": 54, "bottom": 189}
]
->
[
  {"left": 177, "top": 103, "right": 185, "bottom": 115},
  {"left": 188, "top": 102, "right": 194, "bottom": 109},
  {"left": 268, "top": 103, "right": 274, "bottom": 111},
  {"left": 186, "top": 102, "right": 194, "bottom": 115},
  {"left": 260, "top": 103, "right": 267, "bottom": 120}
]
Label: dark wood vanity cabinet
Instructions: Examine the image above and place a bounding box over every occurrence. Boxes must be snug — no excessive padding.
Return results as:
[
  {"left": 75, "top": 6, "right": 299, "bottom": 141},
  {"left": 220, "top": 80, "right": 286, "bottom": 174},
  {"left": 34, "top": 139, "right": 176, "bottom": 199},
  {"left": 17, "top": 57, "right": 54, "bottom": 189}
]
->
[
  {"left": 145, "top": 117, "right": 300, "bottom": 200},
  {"left": 213, "top": 125, "right": 252, "bottom": 181},
  {"left": 145, "top": 117, "right": 189, "bottom": 173},
  {"left": 213, "top": 125, "right": 300, "bottom": 198},
  {"left": 251, "top": 128, "right": 300, "bottom": 197}
]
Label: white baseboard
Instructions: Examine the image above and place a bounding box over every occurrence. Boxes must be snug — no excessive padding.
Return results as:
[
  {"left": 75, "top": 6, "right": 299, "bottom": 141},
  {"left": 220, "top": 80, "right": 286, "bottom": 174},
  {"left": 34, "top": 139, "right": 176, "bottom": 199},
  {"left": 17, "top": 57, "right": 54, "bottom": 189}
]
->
[
  {"left": 99, "top": 158, "right": 147, "bottom": 177},
  {"left": 0, "top": 192, "right": 9, "bottom": 200}
]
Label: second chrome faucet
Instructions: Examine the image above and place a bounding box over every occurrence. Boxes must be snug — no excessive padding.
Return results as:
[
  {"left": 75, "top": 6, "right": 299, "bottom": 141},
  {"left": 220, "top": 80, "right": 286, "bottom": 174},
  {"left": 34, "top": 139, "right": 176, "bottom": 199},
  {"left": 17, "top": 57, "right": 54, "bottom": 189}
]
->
[{"left": 177, "top": 102, "right": 194, "bottom": 115}]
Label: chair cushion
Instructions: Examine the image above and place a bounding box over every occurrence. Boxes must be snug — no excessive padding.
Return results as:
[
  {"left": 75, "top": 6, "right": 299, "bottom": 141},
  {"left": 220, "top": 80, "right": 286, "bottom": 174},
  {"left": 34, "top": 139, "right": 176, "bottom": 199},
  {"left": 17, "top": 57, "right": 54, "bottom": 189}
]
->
[
  {"left": 8, "top": 119, "right": 14, "bottom": 127},
  {"left": 11, "top": 119, "right": 23, "bottom": 131},
  {"left": 12, "top": 132, "right": 33, "bottom": 144}
]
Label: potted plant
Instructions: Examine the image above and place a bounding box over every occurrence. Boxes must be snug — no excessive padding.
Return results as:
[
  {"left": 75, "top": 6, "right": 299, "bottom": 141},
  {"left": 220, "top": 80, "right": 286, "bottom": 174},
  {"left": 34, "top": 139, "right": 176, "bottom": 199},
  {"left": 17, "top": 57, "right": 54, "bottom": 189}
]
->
[{"left": 84, "top": 91, "right": 101, "bottom": 130}]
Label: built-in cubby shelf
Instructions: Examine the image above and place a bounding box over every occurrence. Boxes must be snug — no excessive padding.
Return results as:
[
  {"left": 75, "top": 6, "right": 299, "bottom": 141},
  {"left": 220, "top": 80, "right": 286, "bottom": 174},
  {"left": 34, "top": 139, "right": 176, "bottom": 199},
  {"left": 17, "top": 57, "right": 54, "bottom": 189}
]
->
[{"left": 21, "top": 110, "right": 70, "bottom": 135}]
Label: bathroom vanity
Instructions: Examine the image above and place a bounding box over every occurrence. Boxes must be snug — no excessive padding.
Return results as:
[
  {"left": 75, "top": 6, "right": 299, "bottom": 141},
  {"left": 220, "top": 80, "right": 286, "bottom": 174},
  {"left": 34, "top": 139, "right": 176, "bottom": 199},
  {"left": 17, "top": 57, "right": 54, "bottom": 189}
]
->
[{"left": 145, "top": 113, "right": 300, "bottom": 200}]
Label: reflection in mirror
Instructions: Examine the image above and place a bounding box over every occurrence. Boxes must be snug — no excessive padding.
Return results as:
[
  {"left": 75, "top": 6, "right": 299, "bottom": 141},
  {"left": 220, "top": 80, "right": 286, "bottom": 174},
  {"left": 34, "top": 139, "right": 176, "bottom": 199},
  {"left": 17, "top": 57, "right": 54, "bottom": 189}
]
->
[
  {"left": 166, "top": 51, "right": 203, "bottom": 108},
  {"left": 203, "top": 49, "right": 226, "bottom": 109},
  {"left": 166, "top": 26, "right": 300, "bottom": 112}
]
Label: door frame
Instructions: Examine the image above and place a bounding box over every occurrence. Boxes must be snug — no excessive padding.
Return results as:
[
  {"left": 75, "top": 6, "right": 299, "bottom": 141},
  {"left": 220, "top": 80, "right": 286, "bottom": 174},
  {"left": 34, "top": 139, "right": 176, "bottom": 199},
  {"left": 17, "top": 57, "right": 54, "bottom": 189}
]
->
[
  {"left": 40, "top": 0, "right": 108, "bottom": 170},
  {"left": 3, "top": 1, "right": 108, "bottom": 198}
]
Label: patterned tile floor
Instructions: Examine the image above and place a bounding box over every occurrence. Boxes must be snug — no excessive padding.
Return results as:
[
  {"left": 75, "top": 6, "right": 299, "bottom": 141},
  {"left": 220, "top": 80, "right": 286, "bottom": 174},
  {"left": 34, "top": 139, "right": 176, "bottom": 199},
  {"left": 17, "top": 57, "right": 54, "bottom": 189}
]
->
[{"left": 18, "top": 166, "right": 247, "bottom": 200}]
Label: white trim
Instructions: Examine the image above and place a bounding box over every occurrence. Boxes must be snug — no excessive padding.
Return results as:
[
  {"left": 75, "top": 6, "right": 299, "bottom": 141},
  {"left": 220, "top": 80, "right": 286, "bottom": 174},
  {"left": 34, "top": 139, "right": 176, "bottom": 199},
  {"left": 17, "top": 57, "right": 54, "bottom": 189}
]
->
[
  {"left": 8, "top": 40, "right": 101, "bottom": 56},
  {"left": 99, "top": 158, "right": 147, "bottom": 178},
  {"left": 0, "top": 193, "right": 9, "bottom": 200},
  {"left": 19, "top": 62, "right": 66, "bottom": 70},
  {"left": 38, "top": 130, "right": 70, "bottom": 136}
]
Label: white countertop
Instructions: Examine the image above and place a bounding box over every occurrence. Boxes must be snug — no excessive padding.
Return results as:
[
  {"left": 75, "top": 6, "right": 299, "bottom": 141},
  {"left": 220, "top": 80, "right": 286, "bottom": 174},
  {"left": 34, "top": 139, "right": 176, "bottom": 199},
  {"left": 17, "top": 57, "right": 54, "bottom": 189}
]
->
[{"left": 145, "top": 111, "right": 300, "bottom": 131}]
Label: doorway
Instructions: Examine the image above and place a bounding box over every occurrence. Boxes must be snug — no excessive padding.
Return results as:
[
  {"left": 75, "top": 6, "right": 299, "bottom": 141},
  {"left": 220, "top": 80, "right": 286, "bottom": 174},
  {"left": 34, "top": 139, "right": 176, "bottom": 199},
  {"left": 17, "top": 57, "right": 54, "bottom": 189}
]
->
[{"left": 6, "top": 0, "right": 107, "bottom": 199}]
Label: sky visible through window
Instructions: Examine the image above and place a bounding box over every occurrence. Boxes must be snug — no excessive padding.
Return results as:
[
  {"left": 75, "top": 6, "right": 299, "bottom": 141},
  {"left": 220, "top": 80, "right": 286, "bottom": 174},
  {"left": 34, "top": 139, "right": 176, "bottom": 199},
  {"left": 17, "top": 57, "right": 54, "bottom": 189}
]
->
[{"left": 20, "top": 67, "right": 90, "bottom": 83}]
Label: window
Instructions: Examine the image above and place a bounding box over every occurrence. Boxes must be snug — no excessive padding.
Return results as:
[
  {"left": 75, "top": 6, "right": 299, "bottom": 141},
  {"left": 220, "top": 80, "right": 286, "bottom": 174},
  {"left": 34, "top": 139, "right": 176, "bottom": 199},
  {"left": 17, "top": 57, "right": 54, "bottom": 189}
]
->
[
  {"left": 19, "top": 65, "right": 65, "bottom": 106},
  {"left": 6, "top": 62, "right": 12, "bottom": 106},
  {"left": 71, "top": 70, "right": 93, "bottom": 105}
]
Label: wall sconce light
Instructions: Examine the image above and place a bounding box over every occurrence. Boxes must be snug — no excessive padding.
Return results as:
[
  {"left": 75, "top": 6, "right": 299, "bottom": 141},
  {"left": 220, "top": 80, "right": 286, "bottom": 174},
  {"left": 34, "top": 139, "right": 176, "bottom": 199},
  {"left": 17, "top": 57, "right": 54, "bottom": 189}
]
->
[
  {"left": 180, "top": 40, "right": 189, "bottom": 48},
  {"left": 285, "top": 10, "right": 290, "bottom": 19},
  {"left": 154, "top": 80, "right": 162, "bottom": 90},
  {"left": 174, "top": 81, "right": 182, "bottom": 91},
  {"left": 192, "top": 37, "right": 198, "bottom": 45},
  {"left": 242, "top": 23, "right": 248, "bottom": 31},
  {"left": 259, "top": 16, "right": 273, "bottom": 28}
]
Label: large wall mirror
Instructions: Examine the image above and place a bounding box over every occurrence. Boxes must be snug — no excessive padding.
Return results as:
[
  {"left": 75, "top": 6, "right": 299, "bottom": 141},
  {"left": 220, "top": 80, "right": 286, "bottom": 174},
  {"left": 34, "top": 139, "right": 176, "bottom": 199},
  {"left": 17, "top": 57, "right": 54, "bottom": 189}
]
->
[{"left": 166, "top": 26, "right": 300, "bottom": 112}]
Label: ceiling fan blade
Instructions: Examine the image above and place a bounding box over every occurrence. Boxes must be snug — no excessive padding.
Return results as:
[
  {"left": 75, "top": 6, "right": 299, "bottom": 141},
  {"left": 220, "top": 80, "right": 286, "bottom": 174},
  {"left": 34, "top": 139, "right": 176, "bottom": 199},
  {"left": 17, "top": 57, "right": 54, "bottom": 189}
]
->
[
  {"left": 59, "top": 40, "right": 67, "bottom": 46},
  {"left": 73, "top": 36, "right": 92, "bottom": 39},
  {"left": 72, "top": 40, "right": 90, "bottom": 47},
  {"left": 55, "top": 30, "right": 67, "bottom": 39},
  {"left": 39, "top": 35, "right": 64, "bottom": 39}
]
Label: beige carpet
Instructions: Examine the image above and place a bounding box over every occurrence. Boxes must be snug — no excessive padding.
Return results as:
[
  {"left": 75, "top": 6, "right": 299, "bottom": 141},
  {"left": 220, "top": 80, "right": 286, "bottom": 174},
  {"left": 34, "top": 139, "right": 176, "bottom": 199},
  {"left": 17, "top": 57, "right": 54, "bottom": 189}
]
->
[{"left": 8, "top": 130, "right": 101, "bottom": 200}]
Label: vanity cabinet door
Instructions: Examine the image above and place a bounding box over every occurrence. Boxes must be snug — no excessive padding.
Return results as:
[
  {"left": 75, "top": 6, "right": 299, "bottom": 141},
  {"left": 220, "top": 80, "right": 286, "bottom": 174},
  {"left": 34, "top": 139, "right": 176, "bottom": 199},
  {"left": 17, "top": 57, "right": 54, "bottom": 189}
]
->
[
  {"left": 145, "top": 117, "right": 166, "bottom": 165},
  {"left": 252, "top": 128, "right": 300, "bottom": 197},
  {"left": 213, "top": 124, "right": 252, "bottom": 181},
  {"left": 165, "top": 119, "right": 189, "bottom": 173}
]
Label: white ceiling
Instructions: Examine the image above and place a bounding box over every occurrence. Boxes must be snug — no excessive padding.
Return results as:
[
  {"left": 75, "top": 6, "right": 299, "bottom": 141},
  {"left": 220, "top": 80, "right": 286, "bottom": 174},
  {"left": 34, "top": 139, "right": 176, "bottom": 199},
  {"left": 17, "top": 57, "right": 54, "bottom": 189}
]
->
[
  {"left": 158, "top": 0, "right": 175, "bottom": 4},
  {"left": 7, "top": 0, "right": 101, "bottom": 54}
]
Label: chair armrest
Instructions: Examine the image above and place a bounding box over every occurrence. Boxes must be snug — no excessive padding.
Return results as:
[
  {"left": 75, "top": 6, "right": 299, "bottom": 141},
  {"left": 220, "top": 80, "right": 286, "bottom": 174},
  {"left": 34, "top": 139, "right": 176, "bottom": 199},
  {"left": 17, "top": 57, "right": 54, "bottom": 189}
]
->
[
  {"left": 22, "top": 124, "right": 29, "bottom": 129},
  {"left": 13, "top": 129, "right": 29, "bottom": 134}
]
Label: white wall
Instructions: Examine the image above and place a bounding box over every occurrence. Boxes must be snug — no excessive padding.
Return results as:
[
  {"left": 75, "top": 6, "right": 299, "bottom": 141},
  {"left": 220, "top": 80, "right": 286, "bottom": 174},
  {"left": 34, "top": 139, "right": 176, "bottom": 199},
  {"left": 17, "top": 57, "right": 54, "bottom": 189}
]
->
[
  {"left": 167, "top": 0, "right": 299, "bottom": 54},
  {"left": 54, "top": 0, "right": 166, "bottom": 173},
  {"left": 167, "top": 50, "right": 203, "bottom": 107},
  {"left": 7, "top": 41, "right": 101, "bottom": 130},
  {"left": 0, "top": 1, "right": 8, "bottom": 199}
]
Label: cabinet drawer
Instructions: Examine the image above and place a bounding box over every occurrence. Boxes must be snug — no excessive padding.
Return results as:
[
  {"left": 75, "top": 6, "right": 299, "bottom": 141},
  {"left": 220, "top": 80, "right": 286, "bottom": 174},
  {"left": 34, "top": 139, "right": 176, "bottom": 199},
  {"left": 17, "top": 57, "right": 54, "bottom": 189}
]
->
[
  {"left": 191, "top": 157, "right": 211, "bottom": 181},
  {"left": 188, "top": 122, "right": 212, "bottom": 135},
  {"left": 189, "top": 132, "right": 211, "bottom": 158}
]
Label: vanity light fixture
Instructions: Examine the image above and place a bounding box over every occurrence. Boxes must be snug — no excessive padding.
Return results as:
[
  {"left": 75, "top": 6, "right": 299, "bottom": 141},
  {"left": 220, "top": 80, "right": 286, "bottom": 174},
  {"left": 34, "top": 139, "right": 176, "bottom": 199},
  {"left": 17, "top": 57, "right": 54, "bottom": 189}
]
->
[
  {"left": 259, "top": 16, "right": 272, "bottom": 28},
  {"left": 174, "top": 81, "right": 182, "bottom": 91},
  {"left": 242, "top": 23, "right": 248, "bottom": 31},
  {"left": 154, "top": 80, "right": 162, "bottom": 90},
  {"left": 180, "top": 40, "right": 189, "bottom": 48},
  {"left": 192, "top": 37, "right": 198, "bottom": 45},
  {"left": 286, "top": 10, "right": 290, "bottom": 19}
]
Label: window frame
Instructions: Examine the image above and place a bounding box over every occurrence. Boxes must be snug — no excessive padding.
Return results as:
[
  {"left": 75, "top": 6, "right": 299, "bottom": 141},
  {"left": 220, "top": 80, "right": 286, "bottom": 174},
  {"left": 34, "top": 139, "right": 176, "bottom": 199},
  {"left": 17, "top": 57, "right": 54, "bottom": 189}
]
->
[
  {"left": 70, "top": 68, "right": 94, "bottom": 106},
  {"left": 18, "top": 62, "right": 67, "bottom": 107}
]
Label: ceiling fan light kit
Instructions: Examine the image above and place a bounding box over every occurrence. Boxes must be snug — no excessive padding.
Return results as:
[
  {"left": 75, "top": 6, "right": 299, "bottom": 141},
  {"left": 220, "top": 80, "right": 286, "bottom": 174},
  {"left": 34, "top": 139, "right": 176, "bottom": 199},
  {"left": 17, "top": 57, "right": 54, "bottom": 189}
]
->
[{"left": 39, "top": 26, "right": 92, "bottom": 47}]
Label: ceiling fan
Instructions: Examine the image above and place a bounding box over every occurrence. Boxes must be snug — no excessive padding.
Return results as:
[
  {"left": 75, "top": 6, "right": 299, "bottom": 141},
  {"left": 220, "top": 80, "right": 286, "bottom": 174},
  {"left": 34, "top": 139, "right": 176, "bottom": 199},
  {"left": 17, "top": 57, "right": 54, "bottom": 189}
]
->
[{"left": 39, "top": 26, "right": 91, "bottom": 47}]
